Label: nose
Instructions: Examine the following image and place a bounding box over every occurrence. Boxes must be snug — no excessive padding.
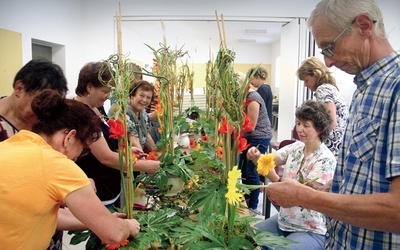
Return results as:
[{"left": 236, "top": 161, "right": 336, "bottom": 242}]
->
[{"left": 323, "top": 56, "right": 335, "bottom": 68}]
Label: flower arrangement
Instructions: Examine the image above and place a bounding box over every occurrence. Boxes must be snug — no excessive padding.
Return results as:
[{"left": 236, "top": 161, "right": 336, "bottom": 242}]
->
[{"left": 68, "top": 9, "right": 294, "bottom": 250}]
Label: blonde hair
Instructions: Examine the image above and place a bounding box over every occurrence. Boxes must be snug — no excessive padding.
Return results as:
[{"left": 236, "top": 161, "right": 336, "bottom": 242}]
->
[
  {"left": 247, "top": 66, "right": 268, "bottom": 81},
  {"left": 297, "top": 57, "right": 338, "bottom": 90}
]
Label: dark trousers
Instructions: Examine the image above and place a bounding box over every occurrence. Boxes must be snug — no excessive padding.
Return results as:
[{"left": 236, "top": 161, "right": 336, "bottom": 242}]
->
[{"left": 238, "top": 137, "right": 270, "bottom": 210}]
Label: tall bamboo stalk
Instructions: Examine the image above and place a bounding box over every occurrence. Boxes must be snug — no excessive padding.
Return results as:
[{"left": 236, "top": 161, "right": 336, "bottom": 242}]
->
[{"left": 115, "top": 3, "right": 134, "bottom": 220}]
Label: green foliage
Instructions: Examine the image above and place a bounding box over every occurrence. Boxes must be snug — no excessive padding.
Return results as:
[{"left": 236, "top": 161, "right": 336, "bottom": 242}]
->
[
  {"left": 136, "top": 148, "right": 195, "bottom": 192},
  {"left": 187, "top": 182, "right": 226, "bottom": 216},
  {"left": 130, "top": 208, "right": 185, "bottom": 249}
]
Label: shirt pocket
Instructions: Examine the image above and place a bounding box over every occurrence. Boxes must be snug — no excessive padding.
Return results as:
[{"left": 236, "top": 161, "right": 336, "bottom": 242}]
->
[{"left": 349, "top": 118, "right": 380, "bottom": 163}]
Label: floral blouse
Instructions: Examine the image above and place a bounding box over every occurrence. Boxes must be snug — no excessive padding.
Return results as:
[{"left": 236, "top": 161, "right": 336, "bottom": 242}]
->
[{"left": 276, "top": 141, "right": 336, "bottom": 235}]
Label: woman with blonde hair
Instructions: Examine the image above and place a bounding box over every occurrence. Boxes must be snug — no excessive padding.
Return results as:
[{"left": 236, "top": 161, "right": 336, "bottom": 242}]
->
[{"left": 297, "top": 57, "right": 348, "bottom": 157}]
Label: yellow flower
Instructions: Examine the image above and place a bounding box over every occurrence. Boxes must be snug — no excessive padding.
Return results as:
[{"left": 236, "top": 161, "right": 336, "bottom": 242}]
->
[
  {"left": 228, "top": 166, "right": 241, "bottom": 182},
  {"left": 225, "top": 188, "right": 243, "bottom": 206},
  {"left": 225, "top": 166, "right": 243, "bottom": 205},
  {"left": 189, "top": 122, "right": 194, "bottom": 129},
  {"left": 187, "top": 174, "right": 199, "bottom": 189},
  {"left": 196, "top": 143, "right": 201, "bottom": 151},
  {"left": 257, "top": 154, "right": 276, "bottom": 176}
]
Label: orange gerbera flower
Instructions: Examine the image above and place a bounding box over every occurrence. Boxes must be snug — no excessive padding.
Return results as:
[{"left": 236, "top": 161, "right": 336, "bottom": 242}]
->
[
  {"left": 237, "top": 137, "right": 249, "bottom": 153},
  {"left": 257, "top": 154, "right": 276, "bottom": 176},
  {"left": 147, "top": 149, "right": 160, "bottom": 160},
  {"left": 189, "top": 138, "right": 196, "bottom": 148},
  {"left": 105, "top": 239, "right": 129, "bottom": 250},
  {"left": 201, "top": 135, "right": 209, "bottom": 142},
  {"left": 216, "top": 146, "right": 223, "bottom": 159},
  {"left": 108, "top": 119, "right": 124, "bottom": 139},
  {"left": 242, "top": 114, "right": 254, "bottom": 132}
]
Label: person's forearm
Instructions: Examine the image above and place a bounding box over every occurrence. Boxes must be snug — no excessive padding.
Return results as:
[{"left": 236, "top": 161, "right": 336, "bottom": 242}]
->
[
  {"left": 145, "top": 133, "right": 156, "bottom": 151},
  {"left": 298, "top": 185, "right": 400, "bottom": 233},
  {"left": 57, "top": 208, "right": 87, "bottom": 231}
]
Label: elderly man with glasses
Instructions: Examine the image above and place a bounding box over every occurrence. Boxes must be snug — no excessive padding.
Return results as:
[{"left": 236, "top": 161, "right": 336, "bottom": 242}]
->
[{"left": 265, "top": 0, "right": 400, "bottom": 249}]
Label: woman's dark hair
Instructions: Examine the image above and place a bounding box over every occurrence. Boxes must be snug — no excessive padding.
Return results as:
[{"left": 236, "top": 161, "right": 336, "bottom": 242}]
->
[
  {"left": 75, "top": 61, "right": 114, "bottom": 96},
  {"left": 129, "top": 80, "right": 155, "bottom": 102},
  {"left": 295, "top": 100, "right": 332, "bottom": 142},
  {"left": 13, "top": 58, "right": 68, "bottom": 96},
  {"left": 31, "top": 90, "right": 101, "bottom": 145}
]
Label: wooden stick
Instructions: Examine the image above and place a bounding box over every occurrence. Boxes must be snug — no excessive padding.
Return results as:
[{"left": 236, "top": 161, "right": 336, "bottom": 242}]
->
[
  {"left": 221, "top": 14, "right": 226, "bottom": 47},
  {"left": 116, "top": 3, "right": 123, "bottom": 57},
  {"left": 161, "top": 19, "right": 167, "bottom": 47},
  {"left": 215, "top": 10, "right": 223, "bottom": 45}
]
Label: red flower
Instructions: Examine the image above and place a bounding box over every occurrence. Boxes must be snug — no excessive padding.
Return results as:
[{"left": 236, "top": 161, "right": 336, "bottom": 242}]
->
[
  {"left": 218, "top": 117, "right": 235, "bottom": 134},
  {"left": 242, "top": 114, "right": 254, "bottom": 132},
  {"left": 108, "top": 119, "right": 124, "bottom": 139},
  {"left": 105, "top": 239, "right": 129, "bottom": 250},
  {"left": 243, "top": 98, "right": 252, "bottom": 108},
  {"left": 189, "top": 138, "right": 196, "bottom": 148},
  {"left": 201, "top": 135, "right": 209, "bottom": 142},
  {"left": 237, "top": 137, "right": 250, "bottom": 153}
]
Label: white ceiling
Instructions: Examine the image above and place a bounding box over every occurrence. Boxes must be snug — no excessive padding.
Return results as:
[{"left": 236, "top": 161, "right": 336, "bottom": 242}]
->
[{"left": 120, "top": 15, "right": 293, "bottom": 62}]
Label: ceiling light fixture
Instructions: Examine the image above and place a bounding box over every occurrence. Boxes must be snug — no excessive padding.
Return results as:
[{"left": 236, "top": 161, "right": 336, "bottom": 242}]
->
[{"left": 244, "top": 29, "right": 267, "bottom": 34}]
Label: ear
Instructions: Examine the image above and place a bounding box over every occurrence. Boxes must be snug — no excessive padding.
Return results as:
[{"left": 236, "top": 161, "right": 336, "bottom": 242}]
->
[
  {"left": 355, "top": 14, "right": 374, "bottom": 36},
  {"left": 87, "top": 83, "right": 93, "bottom": 92},
  {"left": 14, "top": 80, "right": 25, "bottom": 97},
  {"left": 63, "top": 129, "right": 78, "bottom": 146}
]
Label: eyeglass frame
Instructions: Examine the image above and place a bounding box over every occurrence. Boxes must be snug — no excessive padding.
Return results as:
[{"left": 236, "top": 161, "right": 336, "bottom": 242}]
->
[
  {"left": 320, "top": 19, "right": 377, "bottom": 58},
  {"left": 64, "top": 130, "right": 91, "bottom": 158},
  {"left": 320, "top": 19, "right": 356, "bottom": 58}
]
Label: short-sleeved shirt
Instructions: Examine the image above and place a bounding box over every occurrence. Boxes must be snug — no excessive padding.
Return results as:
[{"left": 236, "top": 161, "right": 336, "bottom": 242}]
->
[
  {"left": 109, "top": 104, "right": 149, "bottom": 149},
  {"left": 314, "top": 84, "right": 349, "bottom": 157},
  {"left": 0, "top": 130, "right": 90, "bottom": 249},
  {"left": 257, "top": 84, "right": 273, "bottom": 125},
  {"left": 326, "top": 51, "right": 400, "bottom": 249},
  {"left": 276, "top": 141, "right": 336, "bottom": 235},
  {"left": 243, "top": 91, "right": 272, "bottom": 140}
]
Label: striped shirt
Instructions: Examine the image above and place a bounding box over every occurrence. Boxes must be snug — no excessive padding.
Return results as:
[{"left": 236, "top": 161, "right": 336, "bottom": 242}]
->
[{"left": 326, "top": 51, "right": 400, "bottom": 249}]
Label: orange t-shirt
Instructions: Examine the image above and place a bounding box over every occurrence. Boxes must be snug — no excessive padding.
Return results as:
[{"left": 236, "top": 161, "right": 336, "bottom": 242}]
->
[{"left": 0, "top": 130, "right": 90, "bottom": 249}]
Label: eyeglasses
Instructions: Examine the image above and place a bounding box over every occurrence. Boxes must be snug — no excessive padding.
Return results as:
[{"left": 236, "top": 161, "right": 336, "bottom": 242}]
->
[
  {"left": 320, "top": 19, "right": 356, "bottom": 58},
  {"left": 321, "top": 19, "right": 377, "bottom": 58},
  {"left": 64, "top": 130, "right": 91, "bottom": 158},
  {"left": 79, "top": 147, "right": 91, "bottom": 158}
]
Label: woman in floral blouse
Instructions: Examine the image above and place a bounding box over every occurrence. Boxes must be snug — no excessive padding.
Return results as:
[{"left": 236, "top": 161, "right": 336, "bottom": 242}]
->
[
  {"left": 247, "top": 100, "right": 336, "bottom": 250},
  {"left": 297, "top": 57, "right": 349, "bottom": 158}
]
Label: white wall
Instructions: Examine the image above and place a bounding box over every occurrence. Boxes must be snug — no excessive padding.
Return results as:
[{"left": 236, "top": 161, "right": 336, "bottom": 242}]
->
[{"left": 0, "top": 0, "right": 399, "bottom": 98}]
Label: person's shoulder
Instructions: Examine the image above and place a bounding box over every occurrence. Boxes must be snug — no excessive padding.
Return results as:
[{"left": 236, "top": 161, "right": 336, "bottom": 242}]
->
[
  {"left": 317, "top": 84, "right": 336, "bottom": 91},
  {"left": 248, "top": 91, "right": 263, "bottom": 100}
]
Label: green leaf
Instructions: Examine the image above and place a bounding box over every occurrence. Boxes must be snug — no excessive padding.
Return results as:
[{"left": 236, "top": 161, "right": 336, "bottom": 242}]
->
[{"left": 68, "top": 230, "right": 91, "bottom": 245}]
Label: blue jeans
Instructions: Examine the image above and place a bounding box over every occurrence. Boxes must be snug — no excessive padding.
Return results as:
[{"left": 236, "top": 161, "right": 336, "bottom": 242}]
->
[
  {"left": 255, "top": 214, "right": 325, "bottom": 250},
  {"left": 238, "top": 137, "right": 270, "bottom": 210}
]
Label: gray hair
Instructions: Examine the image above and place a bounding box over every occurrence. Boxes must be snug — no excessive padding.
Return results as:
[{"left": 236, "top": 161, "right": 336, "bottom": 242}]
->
[{"left": 308, "top": 0, "right": 386, "bottom": 39}]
